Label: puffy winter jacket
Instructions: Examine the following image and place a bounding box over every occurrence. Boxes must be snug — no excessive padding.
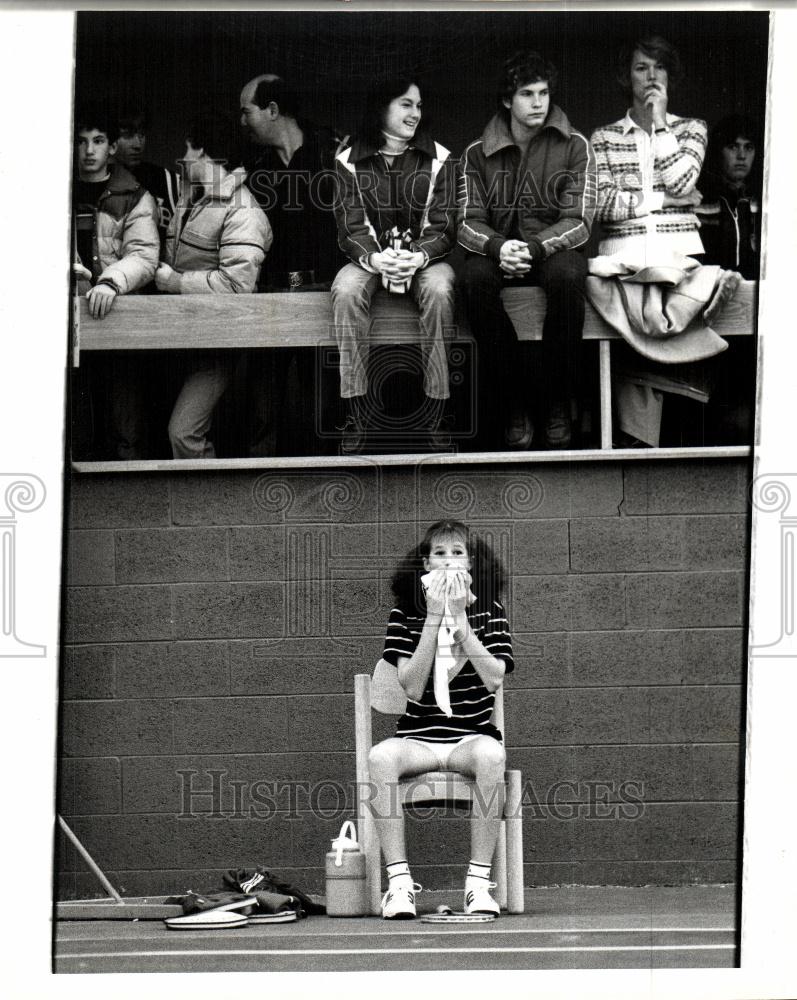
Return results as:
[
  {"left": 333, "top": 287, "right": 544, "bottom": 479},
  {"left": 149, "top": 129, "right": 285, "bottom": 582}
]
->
[
  {"left": 75, "top": 163, "right": 160, "bottom": 293},
  {"left": 164, "top": 169, "right": 272, "bottom": 293}
]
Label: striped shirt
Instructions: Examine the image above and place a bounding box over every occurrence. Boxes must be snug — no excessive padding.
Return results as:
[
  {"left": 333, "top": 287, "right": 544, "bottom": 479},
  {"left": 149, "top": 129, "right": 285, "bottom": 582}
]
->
[{"left": 382, "top": 599, "right": 514, "bottom": 743}]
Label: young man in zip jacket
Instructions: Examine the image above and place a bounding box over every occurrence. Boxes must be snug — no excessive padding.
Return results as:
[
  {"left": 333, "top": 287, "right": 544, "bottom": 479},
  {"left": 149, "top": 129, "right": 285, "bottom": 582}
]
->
[{"left": 457, "top": 51, "right": 597, "bottom": 450}]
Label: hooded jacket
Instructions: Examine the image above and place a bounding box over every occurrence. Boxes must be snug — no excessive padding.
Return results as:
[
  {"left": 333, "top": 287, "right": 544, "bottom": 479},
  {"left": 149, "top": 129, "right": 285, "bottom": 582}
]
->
[
  {"left": 695, "top": 170, "right": 760, "bottom": 280},
  {"left": 457, "top": 106, "right": 597, "bottom": 261},
  {"left": 333, "top": 132, "right": 455, "bottom": 271},
  {"left": 74, "top": 163, "right": 160, "bottom": 293},
  {"left": 164, "top": 168, "right": 272, "bottom": 293}
]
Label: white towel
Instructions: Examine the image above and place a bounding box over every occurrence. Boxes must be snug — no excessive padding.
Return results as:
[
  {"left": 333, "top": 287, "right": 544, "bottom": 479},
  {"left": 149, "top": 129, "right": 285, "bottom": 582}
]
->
[{"left": 421, "top": 571, "right": 475, "bottom": 717}]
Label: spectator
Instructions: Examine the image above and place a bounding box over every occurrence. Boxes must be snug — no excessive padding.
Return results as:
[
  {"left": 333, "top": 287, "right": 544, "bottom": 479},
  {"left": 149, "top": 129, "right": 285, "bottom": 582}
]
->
[
  {"left": 112, "top": 109, "right": 181, "bottom": 251},
  {"left": 331, "top": 76, "right": 457, "bottom": 455},
  {"left": 239, "top": 74, "right": 344, "bottom": 456},
  {"left": 457, "top": 51, "right": 596, "bottom": 450},
  {"left": 72, "top": 106, "right": 159, "bottom": 459},
  {"left": 155, "top": 114, "right": 272, "bottom": 459},
  {"left": 589, "top": 35, "right": 740, "bottom": 448},
  {"left": 697, "top": 114, "right": 761, "bottom": 279}
]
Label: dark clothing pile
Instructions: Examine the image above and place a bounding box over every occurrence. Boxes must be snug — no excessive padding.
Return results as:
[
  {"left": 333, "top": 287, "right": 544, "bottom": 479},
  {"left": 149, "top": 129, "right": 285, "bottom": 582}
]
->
[{"left": 168, "top": 866, "right": 326, "bottom": 918}]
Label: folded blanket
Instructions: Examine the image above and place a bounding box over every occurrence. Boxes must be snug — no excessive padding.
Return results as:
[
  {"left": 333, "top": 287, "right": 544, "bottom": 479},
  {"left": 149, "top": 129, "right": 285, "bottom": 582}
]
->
[{"left": 587, "top": 251, "right": 728, "bottom": 364}]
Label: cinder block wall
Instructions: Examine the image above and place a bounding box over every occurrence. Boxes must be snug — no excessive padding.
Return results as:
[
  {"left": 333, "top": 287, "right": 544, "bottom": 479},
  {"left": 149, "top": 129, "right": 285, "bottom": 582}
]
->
[{"left": 58, "top": 459, "right": 749, "bottom": 899}]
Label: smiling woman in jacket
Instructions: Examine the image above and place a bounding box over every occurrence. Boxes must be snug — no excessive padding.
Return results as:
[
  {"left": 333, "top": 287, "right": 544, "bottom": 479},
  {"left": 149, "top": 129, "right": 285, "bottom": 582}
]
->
[
  {"left": 331, "top": 77, "right": 457, "bottom": 455},
  {"left": 155, "top": 114, "right": 272, "bottom": 460}
]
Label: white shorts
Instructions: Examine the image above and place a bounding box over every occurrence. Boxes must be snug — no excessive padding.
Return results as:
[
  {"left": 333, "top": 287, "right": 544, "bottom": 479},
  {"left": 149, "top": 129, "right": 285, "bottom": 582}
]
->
[{"left": 406, "top": 733, "right": 481, "bottom": 769}]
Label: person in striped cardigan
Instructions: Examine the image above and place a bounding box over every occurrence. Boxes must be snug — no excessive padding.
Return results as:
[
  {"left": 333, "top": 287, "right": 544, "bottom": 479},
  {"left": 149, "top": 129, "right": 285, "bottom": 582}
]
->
[{"left": 589, "top": 35, "right": 740, "bottom": 446}]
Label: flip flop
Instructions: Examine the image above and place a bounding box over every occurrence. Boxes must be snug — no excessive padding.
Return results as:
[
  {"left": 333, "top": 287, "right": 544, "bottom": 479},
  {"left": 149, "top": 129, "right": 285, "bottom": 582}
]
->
[
  {"left": 165, "top": 910, "right": 250, "bottom": 930},
  {"left": 247, "top": 910, "right": 299, "bottom": 924}
]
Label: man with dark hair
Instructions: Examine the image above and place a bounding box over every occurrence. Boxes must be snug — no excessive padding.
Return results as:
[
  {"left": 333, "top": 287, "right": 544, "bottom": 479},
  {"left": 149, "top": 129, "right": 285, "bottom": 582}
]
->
[
  {"left": 457, "top": 51, "right": 596, "bottom": 450},
  {"left": 154, "top": 113, "right": 272, "bottom": 459},
  {"left": 238, "top": 73, "right": 344, "bottom": 455},
  {"left": 73, "top": 107, "right": 159, "bottom": 317},
  {"left": 113, "top": 109, "right": 181, "bottom": 247},
  {"left": 72, "top": 106, "right": 160, "bottom": 459}
]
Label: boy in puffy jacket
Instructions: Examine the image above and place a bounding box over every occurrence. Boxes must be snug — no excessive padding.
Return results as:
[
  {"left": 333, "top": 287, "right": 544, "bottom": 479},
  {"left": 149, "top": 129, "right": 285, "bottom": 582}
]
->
[{"left": 72, "top": 107, "right": 160, "bottom": 459}]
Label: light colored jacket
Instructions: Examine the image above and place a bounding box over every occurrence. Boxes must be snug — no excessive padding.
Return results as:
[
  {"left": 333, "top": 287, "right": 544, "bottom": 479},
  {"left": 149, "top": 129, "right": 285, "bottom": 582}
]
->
[
  {"left": 165, "top": 169, "right": 272, "bottom": 293},
  {"left": 75, "top": 164, "right": 160, "bottom": 293}
]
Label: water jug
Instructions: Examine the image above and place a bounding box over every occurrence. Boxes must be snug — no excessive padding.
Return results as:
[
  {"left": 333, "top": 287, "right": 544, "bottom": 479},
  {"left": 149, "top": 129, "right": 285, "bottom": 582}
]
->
[{"left": 325, "top": 819, "right": 367, "bottom": 916}]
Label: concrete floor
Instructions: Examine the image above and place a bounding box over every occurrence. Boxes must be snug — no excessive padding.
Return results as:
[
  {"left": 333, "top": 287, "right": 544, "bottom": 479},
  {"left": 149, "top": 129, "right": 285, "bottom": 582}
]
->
[{"left": 54, "top": 886, "right": 738, "bottom": 974}]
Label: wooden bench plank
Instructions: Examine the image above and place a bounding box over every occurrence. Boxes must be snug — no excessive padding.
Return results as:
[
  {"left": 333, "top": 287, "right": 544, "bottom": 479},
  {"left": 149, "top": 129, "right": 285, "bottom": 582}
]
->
[{"left": 74, "top": 281, "right": 756, "bottom": 353}]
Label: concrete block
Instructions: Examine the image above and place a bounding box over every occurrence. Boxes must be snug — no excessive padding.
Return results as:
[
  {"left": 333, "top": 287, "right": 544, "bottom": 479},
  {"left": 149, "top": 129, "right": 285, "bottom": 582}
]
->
[
  {"left": 171, "top": 696, "right": 290, "bottom": 754},
  {"left": 65, "top": 585, "right": 173, "bottom": 643},
  {"left": 230, "top": 637, "right": 384, "bottom": 695},
  {"left": 413, "top": 464, "right": 623, "bottom": 523},
  {"left": 509, "top": 745, "right": 694, "bottom": 803},
  {"left": 511, "top": 520, "right": 570, "bottom": 575},
  {"left": 329, "top": 576, "right": 391, "bottom": 635},
  {"left": 123, "top": 753, "right": 355, "bottom": 814},
  {"left": 625, "top": 571, "right": 745, "bottom": 628},
  {"left": 67, "top": 530, "right": 115, "bottom": 585},
  {"left": 506, "top": 688, "right": 649, "bottom": 746},
  {"left": 503, "top": 632, "right": 569, "bottom": 688},
  {"left": 61, "top": 645, "right": 115, "bottom": 699},
  {"left": 172, "top": 582, "right": 285, "bottom": 639},
  {"left": 513, "top": 574, "right": 626, "bottom": 632},
  {"left": 115, "top": 641, "right": 229, "bottom": 698},
  {"left": 171, "top": 470, "right": 379, "bottom": 526},
  {"left": 286, "top": 694, "right": 354, "bottom": 751},
  {"left": 570, "top": 515, "right": 748, "bottom": 573},
  {"left": 61, "top": 813, "right": 294, "bottom": 871},
  {"left": 692, "top": 744, "right": 742, "bottom": 800},
  {"left": 115, "top": 528, "right": 228, "bottom": 584},
  {"left": 623, "top": 460, "right": 749, "bottom": 515},
  {"left": 61, "top": 700, "right": 173, "bottom": 756},
  {"left": 522, "top": 860, "right": 738, "bottom": 886},
  {"left": 637, "top": 802, "right": 739, "bottom": 860},
  {"left": 228, "top": 526, "right": 287, "bottom": 580},
  {"left": 644, "top": 686, "right": 743, "bottom": 744},
  {"left": 58, "top": 757, "right": 121, "bottom": 814},
  {"left": 69, "top": 475, "right": 171, "bottom": 528},
  {"left": 568, "top": 628, "right": 745, "bottom": 687}
]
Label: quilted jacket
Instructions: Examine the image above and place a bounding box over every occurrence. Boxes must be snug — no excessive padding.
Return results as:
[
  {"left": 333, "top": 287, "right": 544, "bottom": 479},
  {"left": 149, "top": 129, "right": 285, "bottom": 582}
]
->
[
  {"left": 164, "top": 169, "right": 272, "bottom": 293},
  {"left": 75, "top": 163, "right": 160, "bottom": 293}
]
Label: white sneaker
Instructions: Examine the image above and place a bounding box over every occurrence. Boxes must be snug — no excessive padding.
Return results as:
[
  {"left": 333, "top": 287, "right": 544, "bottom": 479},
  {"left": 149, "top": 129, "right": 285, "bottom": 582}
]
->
[
  {"left": 464, "top": 880, "right": 500, "bottom": 916},
  {"left": 381, "top": 881, "right": 421, "bottom": 920}
]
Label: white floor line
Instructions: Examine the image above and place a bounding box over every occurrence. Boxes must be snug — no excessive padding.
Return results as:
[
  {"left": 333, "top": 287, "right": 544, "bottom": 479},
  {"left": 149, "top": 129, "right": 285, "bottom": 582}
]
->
[
  {"left": 56, "top": 926, "right": 737, "bottom": 941},
  {"left": 58, "top": 943, "right": 737, "bottom": 960}
]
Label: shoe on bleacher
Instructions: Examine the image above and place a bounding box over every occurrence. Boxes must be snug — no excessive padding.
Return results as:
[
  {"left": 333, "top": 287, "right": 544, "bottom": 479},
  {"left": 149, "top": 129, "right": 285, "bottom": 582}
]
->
[
  {"left": 464, "top": 880, "right": 500, "bottom": 916},
  {"left": 543, "top": 402, "right": 572, "bottom": 450},
  {"left": 381, "top": 881, "right": 421, "bottom": 920},
  {"left": 504, "top": 409, "right": 534, "bottom": 449},
  {"left": 339, "top": 397, "right": 370, "bottom": 456}
]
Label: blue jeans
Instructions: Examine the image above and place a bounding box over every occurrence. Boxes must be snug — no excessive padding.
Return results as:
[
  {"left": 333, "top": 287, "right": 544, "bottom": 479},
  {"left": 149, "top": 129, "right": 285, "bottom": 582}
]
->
[
  {"left": 168, "top": 352, "right": 234, "bottom": 459},
  {"left": 330, "top": 261, "right": 455, "bottom": 400}
]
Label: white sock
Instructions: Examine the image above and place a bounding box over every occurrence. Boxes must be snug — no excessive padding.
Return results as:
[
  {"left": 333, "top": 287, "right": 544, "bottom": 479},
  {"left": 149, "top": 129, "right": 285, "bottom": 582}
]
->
[
  {"left": 465, "top": 861, "right": 491, "bottom": 887},
  {"left": 386, "top": 861, "right": 412, "bottom": 887}
]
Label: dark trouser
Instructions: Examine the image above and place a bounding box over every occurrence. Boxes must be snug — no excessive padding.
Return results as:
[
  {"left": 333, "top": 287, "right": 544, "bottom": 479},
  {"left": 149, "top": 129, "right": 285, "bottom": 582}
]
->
[{"left": 458, "top": 249, "right": 587, "bottom": 441}]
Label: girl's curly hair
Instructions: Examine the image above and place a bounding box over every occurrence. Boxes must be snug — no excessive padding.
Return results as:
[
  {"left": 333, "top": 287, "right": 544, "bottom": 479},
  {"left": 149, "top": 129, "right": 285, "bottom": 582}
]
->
[{"left": 390, "top": 519, "right": 507, "bottom": 615}]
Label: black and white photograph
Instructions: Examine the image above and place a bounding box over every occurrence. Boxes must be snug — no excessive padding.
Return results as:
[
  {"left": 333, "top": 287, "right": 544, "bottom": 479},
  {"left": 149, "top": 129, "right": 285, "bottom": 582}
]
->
[{"left": 1, "top": 2, "right": 796, "bottom": 997}]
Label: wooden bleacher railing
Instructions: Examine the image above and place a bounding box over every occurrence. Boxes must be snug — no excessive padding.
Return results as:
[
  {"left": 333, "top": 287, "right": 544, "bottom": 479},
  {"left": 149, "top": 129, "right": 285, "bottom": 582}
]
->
[{"left": 72, "top": 282, "right": 756, "bottom": 461}]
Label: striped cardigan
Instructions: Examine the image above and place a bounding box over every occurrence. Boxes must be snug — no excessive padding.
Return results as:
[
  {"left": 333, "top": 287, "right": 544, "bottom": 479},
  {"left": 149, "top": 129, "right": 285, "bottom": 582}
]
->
[{"left": 590, "top": 112, "right": 707, "bottom": 253}]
